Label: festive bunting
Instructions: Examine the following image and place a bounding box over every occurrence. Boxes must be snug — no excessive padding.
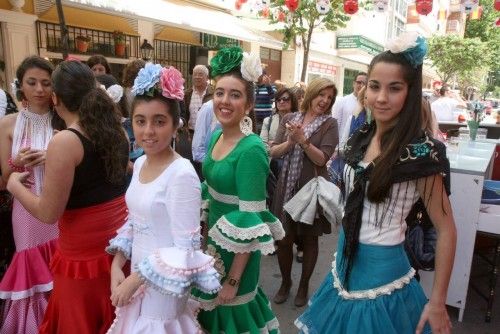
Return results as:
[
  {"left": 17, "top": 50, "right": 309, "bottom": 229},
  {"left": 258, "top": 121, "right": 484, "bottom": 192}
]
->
[
  {"left": 285, "top": 0, "right": 300, "bottom": 12},
  {"left": 460, "top": 0, "right": 479, "bottom": 14},
  {"left": 277, "top": 10, "right": 286, "bottom": 22},
  {"left": 495, "top": 0, "right": 500, "bottom": 11},
  {"left": 316, "top": 0, "right": 331, "bottom": 14},
  {"left": 343, "top": 0, "right": 358, "bottom": 15},
  {"left": 415, "top": 0, "right": 432, "bottom": 16},
  {"left": 235, "top": 0, "right": 242, "bottom": 10},
  {"left": 373, "top": 0, "right": 389, "bottom": 13},
  {"left": 469, "top": 6, "right": 482, "bottom": 20}
]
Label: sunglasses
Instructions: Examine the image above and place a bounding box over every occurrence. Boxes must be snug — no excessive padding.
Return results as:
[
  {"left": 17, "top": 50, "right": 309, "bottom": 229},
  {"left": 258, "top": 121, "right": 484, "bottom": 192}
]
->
[{"left": 277, "top": 96, "right": 291, "bottom": 103}]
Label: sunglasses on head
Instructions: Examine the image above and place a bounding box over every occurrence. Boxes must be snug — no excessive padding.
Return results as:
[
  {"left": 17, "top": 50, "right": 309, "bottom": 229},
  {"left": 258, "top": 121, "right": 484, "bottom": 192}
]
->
[{"left": 277, "top": 96, "right": 291, "bottom": 102}]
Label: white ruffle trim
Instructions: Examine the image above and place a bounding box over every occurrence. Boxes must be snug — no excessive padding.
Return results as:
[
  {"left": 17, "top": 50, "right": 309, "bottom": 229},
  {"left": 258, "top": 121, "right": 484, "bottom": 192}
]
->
[
  {"left": 192, "top": 288, "right": 258, "bottom": 311},
  {"left": 331, "top": 252, "right": 415, "bottom": 300},
  {"left": 209, "top": 226, "right": 276, "bottom": 255},
  {"left": 215, "top": 216, "right": 272, "bottom": 241},
  {"left": 0, "top": 282, "right": 53, "bottom": 300}
]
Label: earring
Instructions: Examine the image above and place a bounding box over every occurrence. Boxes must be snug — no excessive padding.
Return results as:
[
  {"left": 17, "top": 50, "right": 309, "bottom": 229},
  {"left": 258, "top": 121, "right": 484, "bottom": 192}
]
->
[
  {"left": 239, "top": 115, "right": 253, "bottom": 136},
  {"left": 22, "top": 99, "right": 29, "bottom": 109}
]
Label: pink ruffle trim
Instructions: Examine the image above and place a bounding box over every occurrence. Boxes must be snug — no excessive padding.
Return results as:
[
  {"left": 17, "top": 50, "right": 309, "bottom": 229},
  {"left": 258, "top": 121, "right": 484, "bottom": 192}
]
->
[
  {"left": 0, "top": 239, "right": 57, "bottom": 299},
  {"left": 49, "top": 250, "right": 113, "bottom": 280}
]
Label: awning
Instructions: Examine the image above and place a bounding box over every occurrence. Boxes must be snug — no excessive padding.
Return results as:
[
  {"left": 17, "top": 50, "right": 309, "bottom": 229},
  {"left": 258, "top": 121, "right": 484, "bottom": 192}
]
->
[{"left": 63, "top": 0, "right": 284, "bottom": 49}]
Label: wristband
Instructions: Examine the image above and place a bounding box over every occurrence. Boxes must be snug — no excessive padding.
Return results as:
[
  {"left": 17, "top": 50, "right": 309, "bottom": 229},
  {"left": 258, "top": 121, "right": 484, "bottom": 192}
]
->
[{"left": 8, "top": 158, "right": 25, "bottom": 172}]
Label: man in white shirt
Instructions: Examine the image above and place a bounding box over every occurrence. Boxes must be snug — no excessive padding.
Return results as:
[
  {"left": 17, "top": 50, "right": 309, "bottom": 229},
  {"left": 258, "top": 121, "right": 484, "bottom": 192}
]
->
[
  {"left": 181, "top": 65, "right": 213, "bottom": 132},
  {"left": 431, "top": 86, "right": 462, "bottom": 122},
  {"left": 331, "top": 72, "right": 367, "bottom": 138}
]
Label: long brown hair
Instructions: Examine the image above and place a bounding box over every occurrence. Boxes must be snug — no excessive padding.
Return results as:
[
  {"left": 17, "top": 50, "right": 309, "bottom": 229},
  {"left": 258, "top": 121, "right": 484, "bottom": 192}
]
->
[
  {"left": 52, "top": 61, "right": 128, "bottom": 184},
  {"left": 366, "top": 52, "right": 423, "bottom": 203}
]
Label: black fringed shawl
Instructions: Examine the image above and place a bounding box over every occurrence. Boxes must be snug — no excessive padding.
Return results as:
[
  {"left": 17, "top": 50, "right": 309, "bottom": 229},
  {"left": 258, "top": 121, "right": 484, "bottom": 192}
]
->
[{"left": 340, "top": 122, "right": 450, "bottom": 287}]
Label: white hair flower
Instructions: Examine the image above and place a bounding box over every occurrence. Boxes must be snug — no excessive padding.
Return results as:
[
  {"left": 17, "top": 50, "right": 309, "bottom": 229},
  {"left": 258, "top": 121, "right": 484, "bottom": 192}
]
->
[
  {"left": 240, "top": 52, "right": 263, "bottom": 83},
  {"left": 10, "top": 79, "right": 19, "bottom": 97},
  {"left": 107, "top": 84, "right": 124, "bottom": 103},
  {"left": 386, "top": 31, "right": 419, "bottom": 54}
]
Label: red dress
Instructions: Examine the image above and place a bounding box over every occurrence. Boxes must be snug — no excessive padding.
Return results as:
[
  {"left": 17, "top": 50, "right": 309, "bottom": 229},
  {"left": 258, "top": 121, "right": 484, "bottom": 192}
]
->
[{"left": 38, "top": 196, "right": 127, "bottom": 334}]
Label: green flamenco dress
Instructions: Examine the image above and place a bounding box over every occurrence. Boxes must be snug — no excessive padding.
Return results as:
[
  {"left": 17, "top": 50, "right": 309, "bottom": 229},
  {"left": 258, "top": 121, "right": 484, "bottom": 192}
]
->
[{"left": 192, "top": 130, "right": 285, "bottom": 334}]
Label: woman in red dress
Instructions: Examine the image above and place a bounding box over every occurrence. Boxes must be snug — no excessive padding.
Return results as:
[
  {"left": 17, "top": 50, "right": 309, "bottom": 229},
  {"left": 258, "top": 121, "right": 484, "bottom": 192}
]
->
[{"left": 7, "top": 60, "right": 129, "bottom": 334}]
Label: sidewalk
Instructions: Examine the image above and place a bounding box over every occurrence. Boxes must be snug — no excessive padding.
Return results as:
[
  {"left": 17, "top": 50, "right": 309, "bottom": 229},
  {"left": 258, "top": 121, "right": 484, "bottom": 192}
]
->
[{"left": 259, "top": 228, "right": 500, "bottom": 334}]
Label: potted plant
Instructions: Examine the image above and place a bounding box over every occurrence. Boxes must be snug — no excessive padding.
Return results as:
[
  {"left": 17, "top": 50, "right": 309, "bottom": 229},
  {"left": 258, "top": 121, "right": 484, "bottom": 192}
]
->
[
  {"left": 75, "top": 36, "right": 91, "bottom": 53},
  {"left": 113, "top": 31, "right": 126, "bottom": 57}
]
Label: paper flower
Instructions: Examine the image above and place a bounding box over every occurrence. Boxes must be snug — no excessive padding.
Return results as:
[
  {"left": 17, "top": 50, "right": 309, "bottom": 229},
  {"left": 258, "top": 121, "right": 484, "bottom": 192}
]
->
[
  {"left": 210, "top": 47, "right": 244, "bottom": 78},
  {"left": 386, "top": 31, "right": 427, "bottom": 68},
  {"left": 107, "top": 84, "right": 124, "bottom": 103},
  {"left": 132, "top": 63, "right": 162, "bottom": 96},
  {"left": 240, "top": 52, "right": 263, "bottom": 83},
  {"left": 160, "top": 66, "right": 185, "bottom": 101}
]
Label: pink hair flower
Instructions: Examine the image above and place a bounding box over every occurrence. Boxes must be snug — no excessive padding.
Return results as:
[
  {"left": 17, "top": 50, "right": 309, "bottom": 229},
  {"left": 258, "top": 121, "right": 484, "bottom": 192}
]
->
[{"left": 160, "top": 66, "right": 185, "bottom": 101}]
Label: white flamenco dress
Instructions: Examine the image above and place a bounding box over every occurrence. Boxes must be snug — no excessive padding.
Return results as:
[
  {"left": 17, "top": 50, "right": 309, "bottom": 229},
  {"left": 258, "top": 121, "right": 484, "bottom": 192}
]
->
[{"left": 106, "top": 156, "right": 220, "bottom": 333}]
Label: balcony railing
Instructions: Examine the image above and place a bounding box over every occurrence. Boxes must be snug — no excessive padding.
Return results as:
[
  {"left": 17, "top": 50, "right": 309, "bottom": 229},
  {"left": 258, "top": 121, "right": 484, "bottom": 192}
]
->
[
  {"left": 36, "top": 21, "right": 139, "bottom": 59},
  {"left": 154, "top": 39, "right": 192, "bottom": 88}
]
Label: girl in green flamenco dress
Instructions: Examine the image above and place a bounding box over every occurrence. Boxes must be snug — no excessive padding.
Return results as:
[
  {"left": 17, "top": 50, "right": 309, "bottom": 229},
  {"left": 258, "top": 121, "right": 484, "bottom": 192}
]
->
[{"left": 191, "top": 47, "right": 285, "bottom": 334}]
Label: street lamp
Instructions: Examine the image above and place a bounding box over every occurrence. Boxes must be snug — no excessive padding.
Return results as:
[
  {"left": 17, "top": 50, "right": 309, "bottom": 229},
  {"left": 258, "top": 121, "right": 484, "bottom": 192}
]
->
[{"left": 140, "top": 39, "right": 154, "bottom": 61}]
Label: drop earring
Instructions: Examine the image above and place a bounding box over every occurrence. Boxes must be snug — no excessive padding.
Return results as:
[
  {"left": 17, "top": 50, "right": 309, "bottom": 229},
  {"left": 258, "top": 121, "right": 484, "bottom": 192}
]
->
[{"left": 239, "top": 115, "right": 253, "bottom": 136}]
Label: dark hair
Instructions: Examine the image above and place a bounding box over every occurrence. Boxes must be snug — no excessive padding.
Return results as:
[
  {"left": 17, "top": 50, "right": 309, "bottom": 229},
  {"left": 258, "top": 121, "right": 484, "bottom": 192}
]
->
[
  {"left": 95, "top": 74, "right": 128, "bottom": 118},
  {"left": 131, "top": 94, "right": 181, "bottom": 129},
  {"left": 275, "top": 87, "right": 298, "bottom": 112},
  {"left": 366, "top": 51, "right": 423, "bottom": 203},
  {"left": 122, "top": 59, "right": 146, "bottom": 87},
  {"left": 52, "top": 61, "right": 128, "bottom": 184},
  {"left": 356, "top": 72, "right": 367, "bottom": 79},
  {"left": 15, "top": 56, "right": 54, "bottom": 102},
  {"left": 15, "top": 56, "right": 65, "bottom": 130},
  {"left": 87, "top": 55, "right": 111, "bottom": 74},
  {"left": 215, "top": 69, "right": 256, "bottom": 132},
  {"left": 439, "top": 86, "right": 448, "bottom": 96}
]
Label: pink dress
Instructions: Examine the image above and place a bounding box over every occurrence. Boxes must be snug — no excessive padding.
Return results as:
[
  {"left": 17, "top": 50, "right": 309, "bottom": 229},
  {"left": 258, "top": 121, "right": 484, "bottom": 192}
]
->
[{"left": 0, "top": 111, "right": 58, "bottom": 334}]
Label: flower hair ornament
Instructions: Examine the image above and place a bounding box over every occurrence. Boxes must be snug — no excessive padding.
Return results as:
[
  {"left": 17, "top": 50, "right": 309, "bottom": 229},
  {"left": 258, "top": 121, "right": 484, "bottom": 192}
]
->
[
  {"left": 210, "top": 47, "right": 262, "bottom": 136},
  {"left": 132, "top": 63, "right": 185, "bottom": 101},
  {"left": 10, "top": 79, "right": 20, "bottom": 99},
  {"left": 386, "top": 31, "right": 427, "bottom": 68}
]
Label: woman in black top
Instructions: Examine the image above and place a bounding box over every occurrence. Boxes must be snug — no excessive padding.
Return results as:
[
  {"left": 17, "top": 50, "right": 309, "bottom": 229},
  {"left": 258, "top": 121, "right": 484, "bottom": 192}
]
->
[{"left": 8, "top": 60, "right": 129, "bottom": 334}]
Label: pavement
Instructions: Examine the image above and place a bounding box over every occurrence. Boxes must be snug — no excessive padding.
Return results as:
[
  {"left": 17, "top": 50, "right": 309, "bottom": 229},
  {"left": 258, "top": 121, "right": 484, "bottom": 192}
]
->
[{"left": 259, "top": 227, "right": 500, "bottom": 334}]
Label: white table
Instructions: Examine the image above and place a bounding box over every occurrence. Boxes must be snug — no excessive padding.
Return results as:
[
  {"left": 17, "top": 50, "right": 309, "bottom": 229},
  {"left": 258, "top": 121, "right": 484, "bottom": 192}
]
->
[{"left": 419, "top": 140, "right": 497, "bottom": 322}]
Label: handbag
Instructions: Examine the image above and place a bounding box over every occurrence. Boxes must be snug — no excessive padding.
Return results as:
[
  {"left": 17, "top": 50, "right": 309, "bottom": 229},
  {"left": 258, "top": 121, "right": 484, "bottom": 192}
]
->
[{"left": 404, "top": 198, "right": 437, "bottom": 271}]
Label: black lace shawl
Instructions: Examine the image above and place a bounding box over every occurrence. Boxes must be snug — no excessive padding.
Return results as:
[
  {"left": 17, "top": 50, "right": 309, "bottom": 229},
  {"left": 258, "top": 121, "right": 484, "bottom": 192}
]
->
[{"left": 340, "top": 122, "right": 450, "bottom": 287}]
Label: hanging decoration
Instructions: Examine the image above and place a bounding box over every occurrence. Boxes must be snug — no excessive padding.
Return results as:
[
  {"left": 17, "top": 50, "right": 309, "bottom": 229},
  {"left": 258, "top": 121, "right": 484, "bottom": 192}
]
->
[
  {"left": 260, "top": 5, "right": 270, "bottom": 18},
  {"left": 495, "top": 0, "right": 500, "bottom": 11},
  {"left": 415, "top": 0, "right": 432, "bottom": 16},
  {"left": 285, "top": 0, "right": 300, "bottom": 12},
  {"left": 469, "top": 6, "right": 482, "bottom": 20},
  {"left": 240, "top": 0, "right": 248, "bottom": 3},
  {"left": 460, "top": 0, "right": 479, "bottom": 14},
  {"left": 373, "top": 0, "right": 389, "bottom": 13},
  {"left": 496, "top": 17, "right": 500, "bottom": 27},
  {"left": 316, "top": 0, "right": 331, "bottom": 15},
  {"left": 235, "top": 0, "right": 242, "bottom": 10},
  {"left": 343, "top": 0, "right": 358, "bottom": 15},
  {"left": 277, "top": 10, "right": 286, "bottom": 22}
]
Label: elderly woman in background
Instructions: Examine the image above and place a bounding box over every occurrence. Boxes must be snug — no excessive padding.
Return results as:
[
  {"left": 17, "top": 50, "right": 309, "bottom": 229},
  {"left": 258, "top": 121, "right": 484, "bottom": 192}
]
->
[{"left": 270, "top": 78, "right": 339, "bottom": 307}]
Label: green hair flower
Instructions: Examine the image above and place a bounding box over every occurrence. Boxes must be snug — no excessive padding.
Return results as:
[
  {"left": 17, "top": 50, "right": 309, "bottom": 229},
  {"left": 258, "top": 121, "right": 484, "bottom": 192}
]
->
[{"left": 210, "top": 47, "right": 244, "bottom": 78}]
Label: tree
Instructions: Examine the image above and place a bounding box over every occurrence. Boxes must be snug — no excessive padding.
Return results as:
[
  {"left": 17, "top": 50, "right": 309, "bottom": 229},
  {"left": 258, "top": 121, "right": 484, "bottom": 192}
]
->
[
  {"left": 427, "top": 34, "right": 490, "bottom": 85},
  {"left": 264, "top": 0, "right": 351, "bottom": 81}
]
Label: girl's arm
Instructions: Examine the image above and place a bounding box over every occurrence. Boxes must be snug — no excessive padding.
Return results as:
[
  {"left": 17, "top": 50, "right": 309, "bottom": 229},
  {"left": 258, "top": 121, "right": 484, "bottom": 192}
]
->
[
  {"left": 415, "top": 174, "right": 456, "bottom": 334},
  {"left": 7, "top": 130, "right": 82, "bottom": 224},
  {"left": 217, "top": 253, "right": 250, "bottom": 304}
]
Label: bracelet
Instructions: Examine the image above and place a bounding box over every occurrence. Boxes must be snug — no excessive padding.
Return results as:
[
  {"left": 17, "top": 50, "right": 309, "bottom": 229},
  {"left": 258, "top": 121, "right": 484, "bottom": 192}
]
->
[
  {"left": 299, "top": 139, "right": 310, "bottom": 150},
  {"left": 226, "top": 276, "right": 240, "bottom": 287},
  {"left": 8, "top": 157, "right": 25, "bottom": 172}
]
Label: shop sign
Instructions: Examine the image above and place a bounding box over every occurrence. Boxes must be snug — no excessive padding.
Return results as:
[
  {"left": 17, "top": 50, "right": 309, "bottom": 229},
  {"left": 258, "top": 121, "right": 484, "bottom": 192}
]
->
[
  {"left": 203, "top": 34, "right": 240, "bottom": 50},
  {"left": 307, "top": 61, "right": 336, "bottom": 75},
  {"left": 336, "top": 35, "right": 383, "bottom": 56}
]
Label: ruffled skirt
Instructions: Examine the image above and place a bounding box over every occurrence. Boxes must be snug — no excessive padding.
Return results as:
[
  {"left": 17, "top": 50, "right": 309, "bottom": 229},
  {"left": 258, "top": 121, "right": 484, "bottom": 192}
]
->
[
  {"left": 295, "top": 232, "right": 431, "bottom": 334},
  {"left": 107, "top": 286, "right": 203, "bottom": 333},
  {"left": 196, "top": 287, "right": 279, "bottom": 334}
]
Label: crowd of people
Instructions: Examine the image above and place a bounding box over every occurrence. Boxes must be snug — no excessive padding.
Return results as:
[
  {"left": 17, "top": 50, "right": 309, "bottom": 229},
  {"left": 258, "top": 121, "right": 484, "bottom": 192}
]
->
[{"left": 0, "top": 31, "right": 456, "bottom": 334}]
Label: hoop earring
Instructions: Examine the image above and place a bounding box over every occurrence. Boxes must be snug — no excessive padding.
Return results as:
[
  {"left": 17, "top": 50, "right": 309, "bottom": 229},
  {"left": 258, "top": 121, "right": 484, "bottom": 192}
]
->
[{"left": 239, "top": 116, "right": 253, "bottom": 136}]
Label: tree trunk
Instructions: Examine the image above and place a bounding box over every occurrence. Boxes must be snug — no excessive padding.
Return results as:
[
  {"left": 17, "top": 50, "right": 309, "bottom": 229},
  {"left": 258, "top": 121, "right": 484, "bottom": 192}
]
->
[
  {"left": 55, "top": 0, "right": 69, "bottom": 60},
  {"left": 300, "top": 24, "right": 315, "bottom": 82}
]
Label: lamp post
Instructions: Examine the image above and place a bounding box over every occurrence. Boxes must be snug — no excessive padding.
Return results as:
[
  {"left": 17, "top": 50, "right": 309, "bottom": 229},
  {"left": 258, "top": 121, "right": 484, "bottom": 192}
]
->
[{"left": 140, "top": 39, "right": 154, "bottom": 61}]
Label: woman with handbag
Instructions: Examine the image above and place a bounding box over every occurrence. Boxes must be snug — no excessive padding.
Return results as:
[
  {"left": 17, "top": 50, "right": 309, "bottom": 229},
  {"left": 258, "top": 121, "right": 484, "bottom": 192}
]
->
[
  {"left": 270, "top": 78, "right": 339, "bottom": 307},
  {"left": 295, "top": 33, "right": 456, "bottom": 334}
]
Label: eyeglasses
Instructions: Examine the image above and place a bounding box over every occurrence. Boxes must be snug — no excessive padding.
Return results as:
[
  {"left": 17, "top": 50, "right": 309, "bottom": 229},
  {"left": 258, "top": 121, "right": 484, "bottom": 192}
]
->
[
  {"left": 355, "top": 80, "right": 366, "bottom": 85},
  {"left": 277, "top": 96, "right": 291, "bottom": 103}
]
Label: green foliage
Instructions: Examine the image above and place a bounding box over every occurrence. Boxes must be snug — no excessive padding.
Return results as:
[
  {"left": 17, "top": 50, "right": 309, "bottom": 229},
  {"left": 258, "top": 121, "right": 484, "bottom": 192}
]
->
[
  {"left": 113, "top": 31, "right": 126, "bottom": 44},
  {"left": 427, "top": 35, "right": 490, "bottom": 84},
  {"left": 266, "top": 0, "right": 351, "bottom": 80}
]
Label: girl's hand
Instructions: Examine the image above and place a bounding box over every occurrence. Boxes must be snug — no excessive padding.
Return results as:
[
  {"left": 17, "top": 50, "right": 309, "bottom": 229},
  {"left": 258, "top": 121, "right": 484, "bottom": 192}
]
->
[
  {"left": 7, "top": 171, "right": 32, "bottom": 191},
  {"left": 416, "top": 302, "right": 452, "bottom": 334},
  {"left": 13, "top": 147, "right": 32, "bottom": 167},
  {"left": 110, "top": 265, "right": 126, "bottom": 293},
  {"left": 216, "top": 282, "right": 238, "bottom": 305},
  {"left": 24, "top": 150, "right": 46, "bottom": 167},
  {"left": 110, "top": 274, "right": 142, "bottom": 307}
]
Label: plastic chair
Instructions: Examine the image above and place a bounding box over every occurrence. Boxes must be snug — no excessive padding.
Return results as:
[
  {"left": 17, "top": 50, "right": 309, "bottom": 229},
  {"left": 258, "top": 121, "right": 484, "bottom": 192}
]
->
[{"left": 470, "top": 180, "right": 500, "bottom": 322}]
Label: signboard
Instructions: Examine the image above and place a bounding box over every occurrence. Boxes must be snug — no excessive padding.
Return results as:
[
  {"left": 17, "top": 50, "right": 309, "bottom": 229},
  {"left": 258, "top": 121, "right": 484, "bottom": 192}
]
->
[
  {"left": 307, "top": 61, "right": 336, "bottom": 76},
  {"left": 336, "top": 35, "right": 383, "bottom": 56},
  {"left": 203, "top": 34, "right": 240, "bottom": 50}
]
